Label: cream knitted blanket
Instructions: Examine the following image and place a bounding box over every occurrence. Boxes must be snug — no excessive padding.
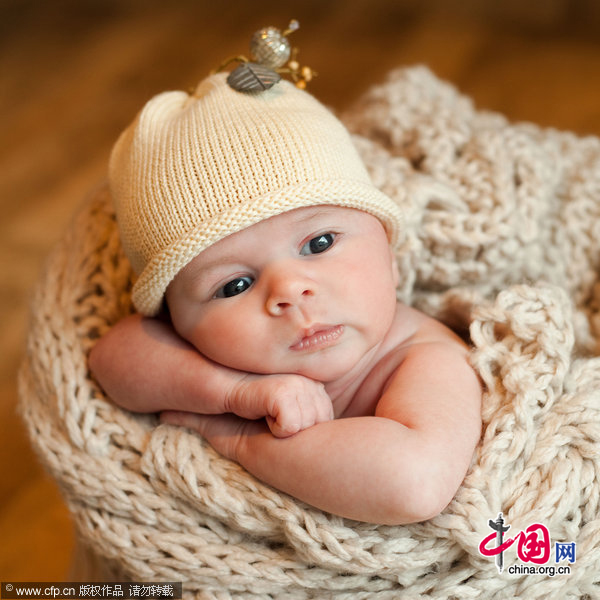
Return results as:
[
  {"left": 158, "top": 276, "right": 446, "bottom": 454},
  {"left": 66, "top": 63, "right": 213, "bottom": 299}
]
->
[{"left": 19, "top": 67, "right": 600, "bottom": 599}]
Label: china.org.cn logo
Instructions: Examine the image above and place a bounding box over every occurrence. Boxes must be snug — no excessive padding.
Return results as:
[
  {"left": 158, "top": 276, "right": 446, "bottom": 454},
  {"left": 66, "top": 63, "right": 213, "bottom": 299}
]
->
[{"left": 479, "top": 513, "right": 576, "bottom": 576}]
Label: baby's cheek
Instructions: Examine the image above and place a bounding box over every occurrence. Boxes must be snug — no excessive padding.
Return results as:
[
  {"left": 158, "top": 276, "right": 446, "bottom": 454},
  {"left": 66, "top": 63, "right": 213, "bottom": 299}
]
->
[{"left": 193, "top": 315, "right": 259, "bottom": 370}]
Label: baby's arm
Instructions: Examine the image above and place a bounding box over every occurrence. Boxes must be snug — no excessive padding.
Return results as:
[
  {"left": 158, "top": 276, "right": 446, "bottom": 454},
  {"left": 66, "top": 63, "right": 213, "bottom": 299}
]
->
[
  {"left": 163, "top": 329, "right": 482, "bottom": 525},
  {"left": 89, "top": 314, "right": 333, "bottom": 436}
]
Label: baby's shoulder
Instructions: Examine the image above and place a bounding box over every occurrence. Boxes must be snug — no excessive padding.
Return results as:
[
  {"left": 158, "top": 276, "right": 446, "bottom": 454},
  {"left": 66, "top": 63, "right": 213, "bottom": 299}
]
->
[
  {"left": 388, "top": 303, "right": 468, "bottom": 351},
  {"left": 373, "top": 304, "right": 470, "bottom": 396}
]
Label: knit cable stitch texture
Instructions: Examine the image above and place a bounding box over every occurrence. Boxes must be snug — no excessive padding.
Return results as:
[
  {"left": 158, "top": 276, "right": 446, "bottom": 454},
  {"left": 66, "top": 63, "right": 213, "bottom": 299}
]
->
[{"left": 19, "top": 67, "right": 600, "bottom": 598}]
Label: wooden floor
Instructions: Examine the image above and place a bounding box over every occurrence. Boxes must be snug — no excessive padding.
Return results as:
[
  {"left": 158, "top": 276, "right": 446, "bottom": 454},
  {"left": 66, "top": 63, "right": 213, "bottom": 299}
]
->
[{"left": 2, "top": 0, "right": 600, "bottom": 582}]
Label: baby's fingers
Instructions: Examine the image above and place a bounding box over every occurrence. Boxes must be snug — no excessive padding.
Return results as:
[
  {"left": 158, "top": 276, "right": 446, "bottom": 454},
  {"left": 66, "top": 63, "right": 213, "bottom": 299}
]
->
[
  {"left": 302, "top": 382, "right": 334, "bottom": 426},
  {"left": 267, "top": 383, "right": 334, "bottom": 438},
  {"left": 314, "top": 387, "right": 335, "bottom": 423},
  {"left": 266, "top": 414, "right": 299, "bottom": 438}
]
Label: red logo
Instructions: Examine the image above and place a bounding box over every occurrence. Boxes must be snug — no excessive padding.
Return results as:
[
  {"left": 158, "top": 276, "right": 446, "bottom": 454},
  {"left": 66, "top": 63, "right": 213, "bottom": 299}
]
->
[
  {"left": 480, "top": 522, "right": 551, "bottom": 565},
  {"left": 479, "top": 513, "right": 575, "bottom": 576}
]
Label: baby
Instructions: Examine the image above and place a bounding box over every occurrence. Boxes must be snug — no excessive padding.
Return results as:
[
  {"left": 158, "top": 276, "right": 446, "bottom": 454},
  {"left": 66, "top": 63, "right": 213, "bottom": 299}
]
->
[{"left": 90, "top": 71, "right": 482, "bottom": 525}]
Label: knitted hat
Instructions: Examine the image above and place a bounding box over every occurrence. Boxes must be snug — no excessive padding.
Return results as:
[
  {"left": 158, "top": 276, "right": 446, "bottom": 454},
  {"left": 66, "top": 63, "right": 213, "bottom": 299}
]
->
[{"left": 109, "top": 72, "right": 403, "bottom": 316}]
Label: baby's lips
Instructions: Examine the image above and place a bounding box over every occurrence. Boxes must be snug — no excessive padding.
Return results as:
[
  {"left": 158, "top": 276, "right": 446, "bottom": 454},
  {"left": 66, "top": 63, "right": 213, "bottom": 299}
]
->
[{"left": 290, "top": 324, "right": 344, "bottom": 351}]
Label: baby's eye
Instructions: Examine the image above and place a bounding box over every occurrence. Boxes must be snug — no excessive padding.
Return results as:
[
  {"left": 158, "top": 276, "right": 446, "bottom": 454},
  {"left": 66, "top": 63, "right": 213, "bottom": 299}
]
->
[
  {"left": 215, "top": 276, "right": 254, "bottom": 298},
  {"left": 300, "top": 233, "right": 335, "bottom": 255}
]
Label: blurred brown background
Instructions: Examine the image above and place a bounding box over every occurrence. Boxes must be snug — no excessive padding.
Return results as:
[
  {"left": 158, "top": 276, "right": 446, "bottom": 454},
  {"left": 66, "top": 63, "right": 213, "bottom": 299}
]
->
[{"left": 2, "top": 0, "right": 600, "bottom": 581}]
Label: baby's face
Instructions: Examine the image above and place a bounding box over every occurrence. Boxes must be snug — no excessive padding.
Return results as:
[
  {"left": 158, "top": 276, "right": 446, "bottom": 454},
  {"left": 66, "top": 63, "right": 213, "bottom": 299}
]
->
[{"left": 166, "top": 206, "right": 399, "bottom": 383}]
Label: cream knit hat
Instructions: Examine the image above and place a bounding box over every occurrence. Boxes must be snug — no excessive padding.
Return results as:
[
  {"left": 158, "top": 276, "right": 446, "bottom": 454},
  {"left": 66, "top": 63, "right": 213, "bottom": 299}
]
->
[{"left": 109, "top": 73, "right": 403, "bottom": 316}]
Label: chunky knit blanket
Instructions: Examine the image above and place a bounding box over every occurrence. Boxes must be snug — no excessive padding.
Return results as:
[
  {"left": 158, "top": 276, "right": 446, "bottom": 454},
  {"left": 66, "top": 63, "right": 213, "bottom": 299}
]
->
[{"left": 19, "top": 67, "right": 600, "bottom": 599}]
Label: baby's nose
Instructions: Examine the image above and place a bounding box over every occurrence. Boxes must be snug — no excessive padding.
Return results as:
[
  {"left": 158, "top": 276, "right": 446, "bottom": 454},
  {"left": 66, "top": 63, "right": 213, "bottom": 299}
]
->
[{"left": 264, "top": 266, "right": 315, "bottom": 316}]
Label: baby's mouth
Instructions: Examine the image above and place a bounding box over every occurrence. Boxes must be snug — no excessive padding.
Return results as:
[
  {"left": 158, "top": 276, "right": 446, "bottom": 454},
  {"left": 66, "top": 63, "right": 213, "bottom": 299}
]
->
[{"left": 290, "top": 324, "right": 345, "bottom": 352}]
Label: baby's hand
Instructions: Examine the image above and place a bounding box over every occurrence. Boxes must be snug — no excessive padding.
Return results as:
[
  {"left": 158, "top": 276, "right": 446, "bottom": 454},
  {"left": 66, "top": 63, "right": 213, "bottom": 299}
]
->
[{"left": 227, "top": 374, "right": 334, "bottom": 438}]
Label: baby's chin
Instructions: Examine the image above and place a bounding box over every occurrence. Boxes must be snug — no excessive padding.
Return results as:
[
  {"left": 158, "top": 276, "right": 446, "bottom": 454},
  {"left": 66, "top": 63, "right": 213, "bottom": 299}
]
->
[
  {"left": 287, "top": 352, "right": 373, "bottom": 385},
  {"left": 220, "top": 357, "right": 356, "bottom": 384}
]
